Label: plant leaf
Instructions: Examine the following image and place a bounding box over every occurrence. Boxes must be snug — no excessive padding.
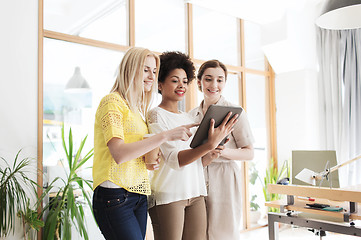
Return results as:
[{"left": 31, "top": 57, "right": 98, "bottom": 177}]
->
[
  {"left": 44, "top": 209, "right": 58, "bottom": 240},
  {"left": 0, "top": 149, "right": 38, "bottom": 237},
  {"left": 61, "top": 124, "right": 69, "bottom": 161},
  {"left": 68, "top": 127, "right": 74, "bottom": 170},
  {"left": 73, "top": 135, "right": 88, "bottom": 170},
  {"left": 41, "top": 126, "right": 94, "bottom": 240}
]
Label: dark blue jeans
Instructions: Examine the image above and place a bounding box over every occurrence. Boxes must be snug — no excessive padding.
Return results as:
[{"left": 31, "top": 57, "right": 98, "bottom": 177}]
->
[{"left": 93, "top": 186, "right": 148, "bottom": 240}]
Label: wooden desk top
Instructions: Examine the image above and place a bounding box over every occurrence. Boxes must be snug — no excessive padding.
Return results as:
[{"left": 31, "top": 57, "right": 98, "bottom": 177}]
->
[{"left": 267, "top": 184, "right": 361, "bottom": 203}]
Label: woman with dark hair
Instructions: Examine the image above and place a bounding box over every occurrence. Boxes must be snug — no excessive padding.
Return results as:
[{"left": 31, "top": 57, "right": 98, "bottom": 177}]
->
[
  {"left": 147, "top": 52, "right": 238, "bottom": 240},
  {"left": 189, "top": 60, "right": 255, "bottom": 240}
]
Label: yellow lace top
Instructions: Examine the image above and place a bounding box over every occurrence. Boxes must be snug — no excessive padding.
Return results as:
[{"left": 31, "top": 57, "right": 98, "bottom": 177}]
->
[{"left": 93, "top": 92, "right": 151, "bottom": 195}]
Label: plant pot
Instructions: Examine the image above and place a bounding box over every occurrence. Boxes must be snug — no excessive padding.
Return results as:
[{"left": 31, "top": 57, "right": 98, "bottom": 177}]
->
[{"left": 250, "top": 210, "right": 261, "bottom": 224}]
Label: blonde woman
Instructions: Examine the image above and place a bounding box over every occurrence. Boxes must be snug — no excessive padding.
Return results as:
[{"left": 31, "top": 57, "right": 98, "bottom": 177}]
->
[
  {"left": 92, "top": 47, "right": 197, "bottom": 240},
  {"left": 189, "top": 60, "right": 255, "bottom": 240}
]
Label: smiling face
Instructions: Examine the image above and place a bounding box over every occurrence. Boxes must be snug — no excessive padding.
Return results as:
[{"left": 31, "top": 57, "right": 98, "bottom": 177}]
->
[
  {"left": 143, "top": 56, "right": 157, "bottom": 92},
  {"left": 159, "top": 68, "right": 188, "bottom": 102},
  {"left": 198, "top": 67, "right": 226, "bottom": 103}
]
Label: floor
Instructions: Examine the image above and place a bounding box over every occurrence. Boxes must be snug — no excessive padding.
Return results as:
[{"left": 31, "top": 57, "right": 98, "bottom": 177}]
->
[
  {"left": 93, "top": 214, "right": 361, "bottom": 240},
  {"left": 240, "top": 223, "right": 361, "bottom": 239}
]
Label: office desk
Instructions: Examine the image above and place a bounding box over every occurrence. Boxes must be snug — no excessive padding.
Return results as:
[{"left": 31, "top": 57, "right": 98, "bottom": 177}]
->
[{"left": 266, "top": 184, "right": 361, "bottom": 240}]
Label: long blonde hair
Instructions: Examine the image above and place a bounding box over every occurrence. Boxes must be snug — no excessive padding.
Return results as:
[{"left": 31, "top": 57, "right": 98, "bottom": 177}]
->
[{"left": 111, "top": 47, "right": 160, "bottom": 116}]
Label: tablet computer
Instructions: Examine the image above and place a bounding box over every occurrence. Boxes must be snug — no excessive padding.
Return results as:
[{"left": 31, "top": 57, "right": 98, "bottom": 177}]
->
[{"left": 190, "top": 104, "right": 243, "bottom": 148}]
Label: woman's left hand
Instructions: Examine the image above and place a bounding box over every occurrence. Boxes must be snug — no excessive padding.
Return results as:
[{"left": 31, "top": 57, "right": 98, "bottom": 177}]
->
[
  {"left": 145, "top": 152, "right": 161, "bottom": 170},
  {"left": 202, "top": 145, "right": 225, "bottom": 166}
]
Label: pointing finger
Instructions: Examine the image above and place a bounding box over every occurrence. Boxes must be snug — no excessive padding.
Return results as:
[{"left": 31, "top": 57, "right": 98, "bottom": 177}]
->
[{"left": 183, "top": 123, "right": 199, "bottom": 129}]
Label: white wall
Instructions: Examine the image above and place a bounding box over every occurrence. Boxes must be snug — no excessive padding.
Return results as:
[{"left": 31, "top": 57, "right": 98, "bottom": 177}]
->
[
  {"left": 0, "top": 0, "right": 39, "bottom": 239},
  {"left": 260, "top": 1, "right": 323, "bottom": 168},
  {"left": 0, "top": 0, "right": 38, "bottom": 153},
  {"left": 275, "top": 69, "right": 322, "bottom": 166}
]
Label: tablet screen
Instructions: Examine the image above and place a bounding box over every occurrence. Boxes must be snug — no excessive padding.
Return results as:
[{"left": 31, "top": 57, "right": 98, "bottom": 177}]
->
[{"left": 190, "top": 105, "right": 243, "bottom": 148}]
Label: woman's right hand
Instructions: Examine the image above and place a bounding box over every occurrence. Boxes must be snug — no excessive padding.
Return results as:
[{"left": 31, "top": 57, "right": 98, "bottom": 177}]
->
[{"left": 164, "top": 123, "right": 198, "bottom": 141}]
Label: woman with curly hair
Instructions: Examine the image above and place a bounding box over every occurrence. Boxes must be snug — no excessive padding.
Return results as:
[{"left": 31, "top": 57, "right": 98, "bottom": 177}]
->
[{"left": 147, "top": 52, "right": 238, "bottom": 240}]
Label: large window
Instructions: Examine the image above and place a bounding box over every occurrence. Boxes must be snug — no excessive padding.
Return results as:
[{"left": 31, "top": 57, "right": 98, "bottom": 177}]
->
[
  {"left": 44, "top": 0, "right": 128, "bottom": 45},
  {"left": 193, "top": 5, "right": 239, "bottom": 65},
  {"left": 43, "top": 38, "right": 122, "bottom": 173},
  {"left": 244, "top": 20, "right": 266, "bottom": 71},
  {"left": 245, "top": 74, "right": 268, "bottom": 219},
  {"left": 135, "top": 0, "right": 186, "bottom": 52}
]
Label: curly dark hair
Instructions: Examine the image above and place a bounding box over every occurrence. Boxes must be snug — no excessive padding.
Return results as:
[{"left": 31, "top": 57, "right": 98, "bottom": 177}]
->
[{"left": 158, "top": 51, "right": 195, "bottom": 93}]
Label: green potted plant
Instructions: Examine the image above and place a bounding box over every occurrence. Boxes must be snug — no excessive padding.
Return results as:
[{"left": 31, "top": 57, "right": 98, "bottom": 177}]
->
[
  {"left": 0, "top": 149, "right": 41, "bottom": 238},
  {"left": 17, "top": 200, "right": 44, "bottom": 240},
  {"left": 42, "top": 125, "right": 94, "bottom": 240},
  {"left": 249, "top": 162, "right": 261, "bottom": 224},
  {"left": 250, "top": 195, "right": 260, "bottom": 212},
  {"left": 250, "top": 194, "right": 261, "bottom": 224},
  {"left": 262, "top": 158, "right": 289, "bottom": 213}
]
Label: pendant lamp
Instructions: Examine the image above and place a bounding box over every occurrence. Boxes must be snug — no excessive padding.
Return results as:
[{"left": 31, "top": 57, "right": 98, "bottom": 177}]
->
[
  {"left": 316, "top": 0, "right": 361, "bottom": 30},
  {"left": 65, "top": 67, "right": 90, "bottom": 92}
]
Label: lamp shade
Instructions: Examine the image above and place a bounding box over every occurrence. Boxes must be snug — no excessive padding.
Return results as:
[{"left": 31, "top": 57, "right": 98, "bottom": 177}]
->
[
  {"left": 316, "top": 0, "right": 361, "bottom": 30},
  {"left": 65, "top": 67, "right": 90, "bottom": 91}
]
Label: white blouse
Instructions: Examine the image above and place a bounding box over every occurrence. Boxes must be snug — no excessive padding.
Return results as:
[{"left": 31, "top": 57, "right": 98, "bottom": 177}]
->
[{"left": 147, "top": 107, "right": 207, "bottom": 209}]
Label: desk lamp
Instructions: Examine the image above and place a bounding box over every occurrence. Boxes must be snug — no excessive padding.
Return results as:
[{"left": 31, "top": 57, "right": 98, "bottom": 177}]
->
[{"left": 296, "top": 154, "right": 361, "bottom": 186}]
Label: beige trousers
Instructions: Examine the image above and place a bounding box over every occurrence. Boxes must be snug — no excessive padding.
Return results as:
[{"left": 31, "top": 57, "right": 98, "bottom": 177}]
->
[
  {"left": 205, "top": 162, "right": 243, "bottom": 240},
  {"left": 148, "top": 196, "right": 207, "bottom": 240}
]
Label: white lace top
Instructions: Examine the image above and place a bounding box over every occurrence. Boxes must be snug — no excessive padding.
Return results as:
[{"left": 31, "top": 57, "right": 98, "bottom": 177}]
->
[{"left": 146, "top": 107, "right": 207, "bottom": 209}]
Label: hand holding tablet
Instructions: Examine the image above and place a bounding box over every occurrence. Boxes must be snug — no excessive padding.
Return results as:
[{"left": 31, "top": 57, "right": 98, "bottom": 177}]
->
[{"left": 190, "top": 105, "right": 243, "bottom": 148}]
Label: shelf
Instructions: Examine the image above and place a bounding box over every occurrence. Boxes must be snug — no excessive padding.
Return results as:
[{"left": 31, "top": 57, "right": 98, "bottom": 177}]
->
[{"left": 267, "top": 199, "right": 361, "bottom": 221}]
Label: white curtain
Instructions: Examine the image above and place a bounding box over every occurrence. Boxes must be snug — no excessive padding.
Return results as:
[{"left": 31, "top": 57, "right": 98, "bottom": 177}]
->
[{"left": 317, "top": 27, "right": 361, "bottom": 187}]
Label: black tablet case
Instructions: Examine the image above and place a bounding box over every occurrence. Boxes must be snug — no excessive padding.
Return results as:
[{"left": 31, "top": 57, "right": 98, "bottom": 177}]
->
[{"left": 190, "top": 105, "right": 243, "bottom": 148}]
